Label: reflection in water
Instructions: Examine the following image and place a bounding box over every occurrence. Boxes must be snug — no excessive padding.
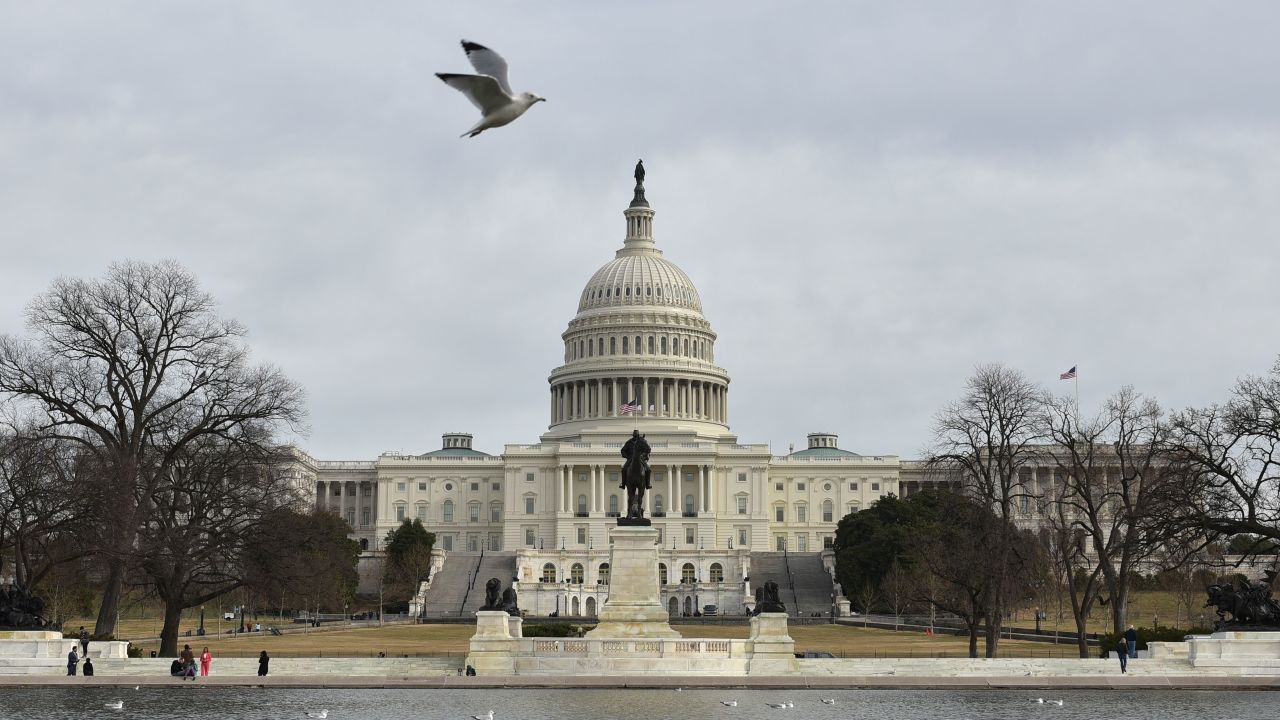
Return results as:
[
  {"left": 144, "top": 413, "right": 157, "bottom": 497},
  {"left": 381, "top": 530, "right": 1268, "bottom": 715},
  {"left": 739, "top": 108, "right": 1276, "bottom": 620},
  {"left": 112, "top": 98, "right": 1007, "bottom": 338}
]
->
[{"left": 0, "top": 687, "right": 1274, "bottom": 720}]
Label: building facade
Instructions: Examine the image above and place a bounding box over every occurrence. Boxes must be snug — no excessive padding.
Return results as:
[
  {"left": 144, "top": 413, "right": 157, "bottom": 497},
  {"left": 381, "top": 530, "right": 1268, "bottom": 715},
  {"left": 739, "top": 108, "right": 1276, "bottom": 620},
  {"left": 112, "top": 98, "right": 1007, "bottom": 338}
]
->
[{"left": 293, "top": 167, "right": 905, "bottom": 611}]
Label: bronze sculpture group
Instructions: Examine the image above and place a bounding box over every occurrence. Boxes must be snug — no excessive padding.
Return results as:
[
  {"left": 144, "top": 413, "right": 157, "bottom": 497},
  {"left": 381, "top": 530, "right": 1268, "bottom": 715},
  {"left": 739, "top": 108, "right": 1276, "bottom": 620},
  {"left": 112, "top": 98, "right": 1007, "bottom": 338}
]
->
[
  {"left": 1205, "top": 571, "right": 1280, "bottom": 629},
  {"left": 0, "top": 584, "right": 52, "bottom": 630},
  {"left": 481, "top": 577, "right": 520, "bottom": 616}
]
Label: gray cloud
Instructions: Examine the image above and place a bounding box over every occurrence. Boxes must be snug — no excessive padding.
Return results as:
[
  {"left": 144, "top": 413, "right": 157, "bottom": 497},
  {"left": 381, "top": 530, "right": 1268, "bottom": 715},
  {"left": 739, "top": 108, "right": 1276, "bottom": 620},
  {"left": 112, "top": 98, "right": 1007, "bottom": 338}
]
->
[{"left": 2, "top": 1, "right": 1278, "bottom": 459}]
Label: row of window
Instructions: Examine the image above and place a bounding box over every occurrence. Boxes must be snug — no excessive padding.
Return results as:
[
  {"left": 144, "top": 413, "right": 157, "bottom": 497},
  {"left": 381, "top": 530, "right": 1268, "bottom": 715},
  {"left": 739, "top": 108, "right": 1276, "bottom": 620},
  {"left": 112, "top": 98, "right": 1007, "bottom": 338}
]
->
[
  {"left": 538, "top": 561, "right": 725, "bottom": 585},
  {"left": 585, "top": 282, "right": 694, "bottom": 305},
  {"left": 393, "top": 481, "right": 502, "bottom": 493},
  {"left": 773, "top": 481, "right": 881, "bottom": 492},
  {"left": 567, "top": 333, "right": 709, "bottom": 362}
]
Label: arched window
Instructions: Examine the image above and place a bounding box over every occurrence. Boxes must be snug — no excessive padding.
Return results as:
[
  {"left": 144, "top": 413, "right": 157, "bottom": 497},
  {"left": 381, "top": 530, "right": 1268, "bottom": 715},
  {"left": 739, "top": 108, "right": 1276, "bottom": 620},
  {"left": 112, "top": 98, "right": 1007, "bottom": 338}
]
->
[
  {"left": 658, "top": 563, "right": 668, "bottom": 584},
  {"left": 681, "top": 563, "right": 696, "bottom": 584},
  {"left": 684, "top": 494, "right": 695, "bottom": 514},
  {"left": 571, "top": 563, "right": 584, "bottom": 583},
  {"left": 586, "top": 597, "right": 597, "bottom": 617},
  {"left": 597, "top": 563, "right": 611, "bottom": 585},
  {"left": 415, "top": 502, "right": 427, "bottom": 520},
  {"left": 443, "top": 499, "right": 454, "bottom": 523},
  {"left": 577, "top": 494, "right": 587, "bottom": 514},
  {"left": 598, "top": 338, "right": 604, "bottom": 355},
  {"left": 684, "top": 338, "right": 689, "bottom": 356},
  {"left": 661, "top": 337, "right": 668, "bottom": 354},
  {"left": 610, "top": 337, "right": 617, "bottom": 354},
  {"left": 648, "top": 336, "right": 655, "bottom": 354},
  {"left": 572, "top": 596, "right": 581, "bottom": 616},
  {"left": 608, "top": 494, "right": 619, "bottom": 515},
  {"left": 588, "top": 340, "right": 593, "bottom": 357},
  {"left": 360, "top": 538, "right": 369, "bottom": 551},
  {"left": 579, "top": 340, "right": 584, "bottom": 358},
  {"left": 541, "top": 563, "right": 557, "bottom": 583},
  {"left": 709, "top": 563, "right": 724, "bottom": 582},
  {"left": 668, "top": 597, "right": 679, "bottom": 616},
  {"left": 822, "top": 499, "right": 834, "bottom": 523},
  {"left": 623, "top": 336, "right": 629, "bottom": 354},
  {"left": 634, "top": 336, "right": 641, "bottom": 354}
]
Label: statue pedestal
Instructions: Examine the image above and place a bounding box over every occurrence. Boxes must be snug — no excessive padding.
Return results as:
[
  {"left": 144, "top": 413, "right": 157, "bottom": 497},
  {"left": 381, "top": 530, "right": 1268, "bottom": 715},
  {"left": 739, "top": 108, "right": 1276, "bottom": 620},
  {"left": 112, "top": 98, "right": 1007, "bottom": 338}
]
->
[
  {"left": 747, "top": 613, "right": 799, "bottom": 674},
  {"left": 1187, "top": 631, "right": 1280, "bottom": 672},
  {"left": 466, "top": 611, "right": 517, "bottom": 675},
  {"left": 586, "top": 525, "right": 679, "bottom": 639}
]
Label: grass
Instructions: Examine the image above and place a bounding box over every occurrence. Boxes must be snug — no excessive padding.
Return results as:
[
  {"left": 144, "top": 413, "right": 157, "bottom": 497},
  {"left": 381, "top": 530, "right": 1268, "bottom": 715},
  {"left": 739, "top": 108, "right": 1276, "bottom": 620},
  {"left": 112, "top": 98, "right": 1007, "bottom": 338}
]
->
[
  {"left": 1009, "top": 590, "right": 1209, "bottom": 634},
  {"left": 126, "top": 622, "right": 1086, "bottom": 659}
]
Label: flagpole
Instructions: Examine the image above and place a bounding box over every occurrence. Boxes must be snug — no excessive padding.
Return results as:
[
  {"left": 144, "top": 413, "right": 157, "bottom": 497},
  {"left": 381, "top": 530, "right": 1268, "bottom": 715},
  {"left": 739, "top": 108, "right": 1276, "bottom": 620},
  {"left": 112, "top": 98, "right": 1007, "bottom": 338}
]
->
[{"left": 1074, "top": 371, "right": 1080, "bottom": 425}]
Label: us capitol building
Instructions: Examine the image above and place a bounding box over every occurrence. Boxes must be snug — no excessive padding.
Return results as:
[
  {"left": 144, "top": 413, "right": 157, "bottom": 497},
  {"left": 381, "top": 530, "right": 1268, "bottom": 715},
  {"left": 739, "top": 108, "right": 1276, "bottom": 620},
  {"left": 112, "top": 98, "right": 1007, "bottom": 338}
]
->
[{"left": 293, "top": 164, "right": 920, "bottom": 617}]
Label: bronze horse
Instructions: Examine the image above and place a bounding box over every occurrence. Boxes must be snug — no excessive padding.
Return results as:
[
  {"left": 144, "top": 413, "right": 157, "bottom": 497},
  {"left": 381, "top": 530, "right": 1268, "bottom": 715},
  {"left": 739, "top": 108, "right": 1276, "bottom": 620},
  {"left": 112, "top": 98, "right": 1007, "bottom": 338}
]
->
[{"left": 620, "top": 431, "right": 650, "bottom": 521}]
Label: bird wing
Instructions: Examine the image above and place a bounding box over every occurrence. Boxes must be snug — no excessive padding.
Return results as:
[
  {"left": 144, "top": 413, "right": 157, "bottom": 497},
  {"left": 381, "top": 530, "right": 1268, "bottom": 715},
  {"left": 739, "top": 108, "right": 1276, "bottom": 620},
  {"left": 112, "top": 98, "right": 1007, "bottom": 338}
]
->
[
  {"left": 436, "top": 73, "right": 512, "bottom": 115},
  {"left": 460, "top": 40, "right": 512, "bottom": 95}
]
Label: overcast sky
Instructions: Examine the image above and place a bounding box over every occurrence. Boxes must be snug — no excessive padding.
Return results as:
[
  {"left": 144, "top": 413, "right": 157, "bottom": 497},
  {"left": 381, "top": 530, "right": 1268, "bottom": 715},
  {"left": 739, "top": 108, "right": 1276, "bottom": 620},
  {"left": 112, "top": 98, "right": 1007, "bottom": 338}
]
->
[{"left": 2, "top": 1, "right": 1278, "bottom": 460}]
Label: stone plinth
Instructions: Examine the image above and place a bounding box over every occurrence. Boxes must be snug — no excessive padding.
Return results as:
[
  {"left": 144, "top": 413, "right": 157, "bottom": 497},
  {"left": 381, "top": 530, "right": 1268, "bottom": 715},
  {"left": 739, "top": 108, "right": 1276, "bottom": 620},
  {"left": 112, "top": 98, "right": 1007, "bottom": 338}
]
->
[
  {"left": 1187, "top": 631, "right": 1280, "bottom": 673},
  {"left": 0, "top": 630, "right": 129, "bottom": 662},
  {"left": 585, "top": 525, "right": 679, "bottom": 639},
  {"left": 466, "top": 611, "right": 516, "bottom": 675},
  {"left": 746, "top": 613, "right": 799, "bottom": 674}
]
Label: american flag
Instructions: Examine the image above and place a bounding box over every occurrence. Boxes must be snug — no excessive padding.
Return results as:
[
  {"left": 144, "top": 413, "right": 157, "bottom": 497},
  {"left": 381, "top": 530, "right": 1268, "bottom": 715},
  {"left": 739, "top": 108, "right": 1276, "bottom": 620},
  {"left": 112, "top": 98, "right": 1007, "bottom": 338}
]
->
[
  {"left": 1059, "top": 366, "right": 1077, "bottom": 380},
  {"left": 619, "top": 398, "right": 640, "bottom": 415}
]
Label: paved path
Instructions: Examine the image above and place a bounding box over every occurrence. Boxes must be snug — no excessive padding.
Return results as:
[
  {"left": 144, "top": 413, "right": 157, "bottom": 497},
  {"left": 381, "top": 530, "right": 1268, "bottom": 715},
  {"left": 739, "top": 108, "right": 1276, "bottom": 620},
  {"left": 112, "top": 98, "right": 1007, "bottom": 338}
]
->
[{"left": 1, "top": 675, "right": 1277, "bottom": 689}]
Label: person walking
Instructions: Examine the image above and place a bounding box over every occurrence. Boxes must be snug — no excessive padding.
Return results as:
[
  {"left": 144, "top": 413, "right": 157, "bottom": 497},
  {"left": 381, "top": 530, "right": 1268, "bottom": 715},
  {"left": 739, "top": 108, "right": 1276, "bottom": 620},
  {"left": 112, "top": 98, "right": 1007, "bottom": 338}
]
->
[
  {"left": 66, "top": 646, "right": 79, "bottom": 676},
  {"left": 1125, "top": 624, "right": 1138, "bottom": 660},
  {"left": 78, "top": 626, "right": 90, "bottom": 656},
  {"left": 1115, "top": 637, "right": 1128, "bottom": 674},
  {"left": 257, "top": 650, "right": 269, "bottom": 677},
  {"left": 199, "top": 646, "right": 212, "bottom": 676},
  {"left": 82, "top": 656, "right": 94, "bottom": 676}
]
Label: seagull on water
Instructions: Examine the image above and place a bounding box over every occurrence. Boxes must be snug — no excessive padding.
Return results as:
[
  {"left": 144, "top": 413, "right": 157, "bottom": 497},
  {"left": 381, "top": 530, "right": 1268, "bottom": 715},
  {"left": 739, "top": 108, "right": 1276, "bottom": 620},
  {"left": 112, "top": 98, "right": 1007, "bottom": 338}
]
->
[
  {"left": 821, "top": 699, "right": 836, "bottom": 705},
  {"left": 471, "top": 711, "right": 494, "bottom": 720},
  {"left": 104, "top": 700, "right": 124, "bottom": 710},
  {"left": 1037, "top": 699, "right": 1045, "bottom": 704},
  {"left": 720, "top": 700, "right": 737, "bottom": 707},
  {"left": 766, "top": 702, "right": 792, "bottom": 709},
  {"left": 1050, "top": 700, "right": 1064, "bottom": 706},
  {"left": 437, "top": 40, "right": 545, "bottom": 138},
  {"left": 305, "top": 711, "right": 328, "bottom": 719}
]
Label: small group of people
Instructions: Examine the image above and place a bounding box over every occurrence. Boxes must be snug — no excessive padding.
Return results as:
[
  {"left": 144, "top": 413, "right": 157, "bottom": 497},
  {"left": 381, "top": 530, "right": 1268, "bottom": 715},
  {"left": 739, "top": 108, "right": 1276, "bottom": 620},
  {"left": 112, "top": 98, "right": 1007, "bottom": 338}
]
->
[
  {"left": 66, "top": 626, "right": 93, "bottom": 676},
  {"left": 1115, "top": 624, "right": 1139, "bottom": 674},
  {"left": 65, "top": 646, "right": 93, "bottom": 676},
  {"left": 169, "top": 645, "right": 214, "bottom": 679}
]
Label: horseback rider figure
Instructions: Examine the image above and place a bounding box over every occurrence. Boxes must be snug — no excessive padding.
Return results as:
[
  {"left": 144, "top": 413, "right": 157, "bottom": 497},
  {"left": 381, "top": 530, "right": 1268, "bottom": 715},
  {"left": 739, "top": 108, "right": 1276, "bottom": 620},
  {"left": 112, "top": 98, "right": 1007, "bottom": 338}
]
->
[{"left": 621, "top": 429, "right": 651, "bottom": 490}]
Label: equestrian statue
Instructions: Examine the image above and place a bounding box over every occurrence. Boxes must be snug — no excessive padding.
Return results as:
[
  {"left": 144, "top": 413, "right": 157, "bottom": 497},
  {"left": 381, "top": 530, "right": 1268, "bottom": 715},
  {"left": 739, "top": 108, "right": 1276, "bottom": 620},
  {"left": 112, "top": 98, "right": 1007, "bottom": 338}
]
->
[{"left": 619, "top": 429, "right": 652, "bottom": 524}]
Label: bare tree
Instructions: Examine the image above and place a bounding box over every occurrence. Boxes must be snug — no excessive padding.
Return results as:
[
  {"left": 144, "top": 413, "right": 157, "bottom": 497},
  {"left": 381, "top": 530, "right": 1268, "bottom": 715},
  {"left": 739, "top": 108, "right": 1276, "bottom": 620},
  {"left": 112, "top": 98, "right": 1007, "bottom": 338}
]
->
[
  {"left": 139, "top": 427, "right": 298, "bottom": 656},
  {"left": 1167, "top": 357, "right": 1280, "bottom": 545},
  {"left": 931, "top": 363, "right": 1045, "bottom": 657},
  {"left": 1040, "top": 387, "right": 1185, "bottom": 640},
  {"left": 0, "top": 261, "right": 305, "bottom": 637},
  {"left": 0, "top": 425, "right": 92, "bottom": 588}
]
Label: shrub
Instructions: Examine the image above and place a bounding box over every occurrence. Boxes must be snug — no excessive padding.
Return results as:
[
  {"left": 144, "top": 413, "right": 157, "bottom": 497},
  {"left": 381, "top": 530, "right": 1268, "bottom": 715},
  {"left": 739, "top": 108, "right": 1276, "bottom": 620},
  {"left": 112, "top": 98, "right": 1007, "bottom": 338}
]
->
[
  {"left": 126, "top": 643, "right": 144, "bottom": 658},
  {"left": 521, "top": 623, "right": 588, "bottom": 637},
  {"left": 1097, "top": 625, "right": 1213, "bottom": 658}
]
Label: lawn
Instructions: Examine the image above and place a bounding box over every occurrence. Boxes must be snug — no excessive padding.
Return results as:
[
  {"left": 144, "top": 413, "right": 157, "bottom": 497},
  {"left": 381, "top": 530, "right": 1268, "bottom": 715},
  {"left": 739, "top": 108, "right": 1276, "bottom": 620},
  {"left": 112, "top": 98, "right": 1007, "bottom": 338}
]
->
[{"left": 127, "top": 622, "right": 1085, "bottom": 658}]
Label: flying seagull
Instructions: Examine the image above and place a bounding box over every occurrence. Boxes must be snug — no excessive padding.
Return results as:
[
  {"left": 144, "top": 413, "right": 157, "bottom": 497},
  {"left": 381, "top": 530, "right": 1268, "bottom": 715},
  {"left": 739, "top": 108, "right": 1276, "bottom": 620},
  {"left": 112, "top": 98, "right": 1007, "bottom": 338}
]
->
[{"left": 437, "top": 40, "right": 545, "bottom": 138}]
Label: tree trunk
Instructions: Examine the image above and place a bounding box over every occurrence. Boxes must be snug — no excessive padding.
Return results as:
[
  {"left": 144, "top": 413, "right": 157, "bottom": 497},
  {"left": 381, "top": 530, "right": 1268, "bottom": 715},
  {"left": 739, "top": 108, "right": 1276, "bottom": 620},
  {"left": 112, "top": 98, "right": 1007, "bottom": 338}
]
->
[
  {"left": 967, "top": 618, "right": 979, "bottom": 658},
  {"left": 1111, "top": 583, "right": 1129, "bottom": 635},
  {"left": 158, "top": 597, "right": 185, "bottom": 658},
  {"left": 984, "top": 612, "right": 1001, "bottom": 658},
  {"left": 93, "top": 560, "right": 126, "bottom": 638}
]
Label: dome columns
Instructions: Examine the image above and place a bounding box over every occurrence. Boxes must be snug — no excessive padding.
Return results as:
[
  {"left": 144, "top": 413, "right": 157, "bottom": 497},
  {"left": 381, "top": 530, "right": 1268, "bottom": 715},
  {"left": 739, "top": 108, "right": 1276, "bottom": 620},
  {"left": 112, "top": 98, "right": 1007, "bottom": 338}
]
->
[{"left": 549, "top": 376, "right": 729, "bottom": 424}]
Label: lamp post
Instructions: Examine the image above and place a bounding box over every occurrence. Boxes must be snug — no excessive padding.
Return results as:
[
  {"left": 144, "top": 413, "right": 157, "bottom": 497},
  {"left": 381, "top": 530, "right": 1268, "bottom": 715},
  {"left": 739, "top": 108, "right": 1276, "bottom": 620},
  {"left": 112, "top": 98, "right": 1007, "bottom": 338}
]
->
[{"left": 199, "top": 605, "right": 205, "bottom": 636}]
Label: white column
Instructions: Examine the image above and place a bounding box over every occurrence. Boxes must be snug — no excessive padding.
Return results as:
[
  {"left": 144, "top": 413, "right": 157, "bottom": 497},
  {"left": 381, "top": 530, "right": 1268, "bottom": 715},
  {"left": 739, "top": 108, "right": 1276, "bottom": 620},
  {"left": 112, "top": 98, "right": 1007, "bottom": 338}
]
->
[
  {"left": 700, "top": 465, "right": 708, "bottom": 512},
  {"left": 668, "top": 465, "right": 677, "bottom": 515},
  {"left": 641, "top": 377, "right": 649, "bottom": 415},
  {"left": 588, "top": 465, "right": 597, "bottom": 514}
]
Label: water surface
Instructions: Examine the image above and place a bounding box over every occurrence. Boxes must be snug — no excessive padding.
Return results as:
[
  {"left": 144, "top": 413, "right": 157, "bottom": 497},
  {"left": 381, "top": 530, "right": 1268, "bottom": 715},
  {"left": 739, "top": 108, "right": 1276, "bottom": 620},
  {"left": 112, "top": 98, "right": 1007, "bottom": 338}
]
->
[{"left": 1, "top": 687, "right": 1273, "bottom": 720}]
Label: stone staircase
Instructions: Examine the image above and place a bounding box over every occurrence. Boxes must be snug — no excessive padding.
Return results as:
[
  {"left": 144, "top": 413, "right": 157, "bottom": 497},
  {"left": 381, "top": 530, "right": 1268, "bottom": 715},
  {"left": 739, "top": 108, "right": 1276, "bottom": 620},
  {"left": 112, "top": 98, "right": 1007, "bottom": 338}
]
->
[
  {"left": 418, "top": 551, "right": 517, "bottom": 618},
  {"left": 748, "top": 552, "right": 834, "bottom": 617},
  {"left": 787, "top": 553, "right": 837, "bottom": 617},
  {"left": 461, "top": 553, "right": 518, "bottom": 616}
]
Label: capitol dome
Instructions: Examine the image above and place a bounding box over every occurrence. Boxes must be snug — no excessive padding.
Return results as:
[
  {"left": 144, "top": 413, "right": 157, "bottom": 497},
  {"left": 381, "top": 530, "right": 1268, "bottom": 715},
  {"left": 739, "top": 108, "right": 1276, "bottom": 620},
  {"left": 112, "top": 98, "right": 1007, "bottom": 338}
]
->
[
  {"left": 577, "top": 253, "right": 703, "bottom": 315},
  {"left": 545, "top": 161, "right": 731, "bottom": 438}
]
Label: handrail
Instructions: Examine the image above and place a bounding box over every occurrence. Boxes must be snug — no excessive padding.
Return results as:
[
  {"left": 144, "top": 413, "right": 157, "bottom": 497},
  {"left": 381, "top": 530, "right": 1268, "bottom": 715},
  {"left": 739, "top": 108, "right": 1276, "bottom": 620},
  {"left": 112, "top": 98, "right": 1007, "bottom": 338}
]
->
[{"left": 457, "top": 547, "right": 485, "bottom": 615}]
